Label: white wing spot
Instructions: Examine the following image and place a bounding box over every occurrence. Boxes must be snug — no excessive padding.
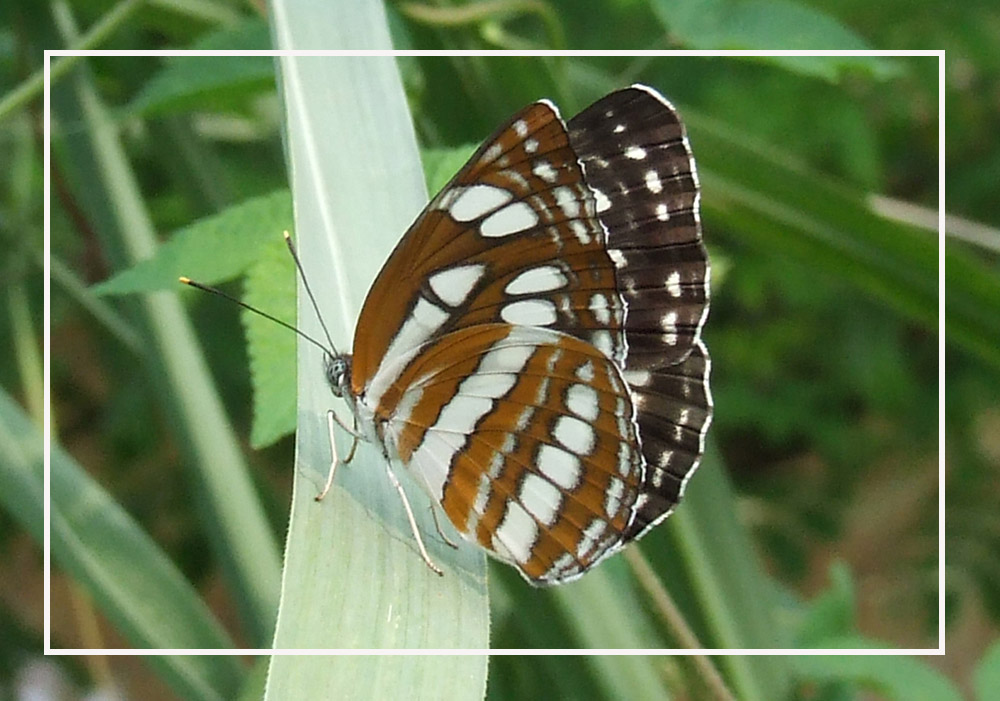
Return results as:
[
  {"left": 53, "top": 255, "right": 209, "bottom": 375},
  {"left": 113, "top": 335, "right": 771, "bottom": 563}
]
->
[
  {"left": 617, "top": 442, "right": 632, "bottom": 477},
  {"left": 655, "top": 203, "right": 670, "bottom": 221},
  {"left": 577, "top": 518, "right": 608, "bottom": 559},
  {"left": 645, "top": 169, "right": 663, "bottom": 194},
  {"left": 622, "top": 368, "right": 651, "bottom": 387},
  {"left": 554, "top": 186, "right": 581, "bottom": 219},
  {"left": 513, "top": 119, "right": 529, "bottom": 137},
  {"left": 505, "top": 266, "right": 568, "bottom": 295},
  {"left": 658, "top": 450, "right": 674, "bottom": 469},
  {"left": 665, "top": 270, "right": 682, "bottom": 298},
  {"left": 607, "top": 248, "right": 626, "bottom": 268},
  {"left": 575, "top": 360, "right": 595, "bottom": 382},
  {"left": 604, "top": 476, "right": 625, "bottom": 517},
  {"left": 590, "top": 293, "right": 611, "bottom": 325},
  {"left": 501, "top": 299, "right": 558, "bottom": 326},
  {"left": 570, "top": 220, "right": 592, "bottom": 245},
  {"left": 593, "top": 189, "right": 611, "bottom": 213},
  {"left": 480, "top": 142, "right": 503, "bottom": 165},
  {"left": 493, "top": 501, "right": 537, "bottom": 565},
  {"left": 625, "top": 145, "right": 647, "bottom": 160},
  {"left": 449, "top": 184, "right": 512, "bottom": 221},
  {"left": 532, "top": 159, "right": 558, "bottom": 183},
  {"left": 428, "top": 263, "right": 485, "bottom": 307},
  {"left": 538, "top": 445, "right": 581, "bottom": 490},
  {"left": 662, "top": 311, "right": 679, "bottom": 345},
  {"left": 384, "top": 296, "right": 448, "bottom": 364},
  {"left": 566, "top": 383, "right": 600, "bottom": 422},
  {"left": 524, "top": 137, "right": 539, "bottom": 153},
  {"left": 591, "top": 329, "right": 614, "bottom": 358},
  {"left": 613, "top": 123, "right": 626, "bottom": 134},
  {"left": 553, "top": 415, "right": 596, "bottom": 456},
  {"left": 520, "top": 473, "right": 562, "bottom": 527},
  {"left": 480, "top": 201, "right": 539, "bottom": 237},
  {"left": 478, "top": 339, "right": 536, "bottom": 375},
  {"left": 468, "top": 471, "right": 492, "bottom": 532},
  {"left": 434, "top": 395, "right": 496, "bottom": 436}
]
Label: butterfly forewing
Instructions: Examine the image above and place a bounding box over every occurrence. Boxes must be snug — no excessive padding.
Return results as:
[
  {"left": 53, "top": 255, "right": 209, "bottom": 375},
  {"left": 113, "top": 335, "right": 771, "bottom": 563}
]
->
[
  {"left": 568, "top": 86, "right": 709, "bottom": 370},
  {"left": 350, "top": 100, "right": 628, "bottom": 402}
]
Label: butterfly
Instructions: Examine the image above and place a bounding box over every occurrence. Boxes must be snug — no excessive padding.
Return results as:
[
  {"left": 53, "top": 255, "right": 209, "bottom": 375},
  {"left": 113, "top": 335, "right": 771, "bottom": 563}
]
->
[{"left": 306, "top": 84, "right": 711, "bottom": 587}]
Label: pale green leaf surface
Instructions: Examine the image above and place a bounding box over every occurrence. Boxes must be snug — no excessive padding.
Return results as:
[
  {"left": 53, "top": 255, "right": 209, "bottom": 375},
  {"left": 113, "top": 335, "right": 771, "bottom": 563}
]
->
[
  {"left": 92, "top": 189, "right": 292, "bottom": 296},
  {"left": 264, "top": 5, "right": 487, "bottom": 699},
  {"left": 792, "top": 639, "right": 961, "bottom": 701},
  {"left": 0, "top": 391, "right": 243, "bottom": 701}
]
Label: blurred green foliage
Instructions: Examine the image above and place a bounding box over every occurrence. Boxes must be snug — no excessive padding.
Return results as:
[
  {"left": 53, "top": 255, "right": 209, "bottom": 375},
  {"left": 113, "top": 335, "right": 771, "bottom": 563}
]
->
[{"left": 3, "top": 0, "right": 998, "bottom": 699}]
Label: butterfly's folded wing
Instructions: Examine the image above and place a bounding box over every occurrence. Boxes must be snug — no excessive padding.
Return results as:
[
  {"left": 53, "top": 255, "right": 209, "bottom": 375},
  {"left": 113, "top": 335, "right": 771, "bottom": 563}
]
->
[
  {"left": 348, "top": 86, "right": 712, "bottom": 581},
  {"left": 384, "top": 324, "right": 644, "bottom": 586}
]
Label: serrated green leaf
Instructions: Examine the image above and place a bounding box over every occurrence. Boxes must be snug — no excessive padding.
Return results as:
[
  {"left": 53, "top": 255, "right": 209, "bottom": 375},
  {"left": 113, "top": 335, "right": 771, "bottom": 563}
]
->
[
  {"left": 792, "top": 640, "right": 961, "bottom": 701},
  {"left": 243, "top": 236, "right": 297, "bottom": 448},
  {"left": 128, "top": 19, "right": 275, "bottom": 117},
  {"left": 92, "top": 189, "right": 291, "bottom": 296}
]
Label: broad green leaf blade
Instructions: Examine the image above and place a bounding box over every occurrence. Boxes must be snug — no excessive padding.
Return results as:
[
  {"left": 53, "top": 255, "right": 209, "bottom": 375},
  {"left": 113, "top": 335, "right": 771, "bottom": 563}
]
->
[
  {"left": 92, "top": 189, "right": 292, "bottom": 296},
  {"left": 0, "top": 391, "right": 243, "bottom": 701},
  {"left": 792, "top": 640, "right": 962, "bottom": 701},
  {"left": 265, "top": 10, "right": 488, "bottom": 701},
  {"left": 654, "top": 0, "right": 900, "bottom": 82},
  {"left": 974, "top": 639, "right": 1000, "bottom": 701},
  {"left": 793, "top": 561, "right": 857, "bottom": 646},
  {"left": 687, "top": 110, "right": 938, "bottom": 331},
  {"left": 128, "top": 19, "right": 275, "bottom": 117},
  {"left": 945, "top": 240, "right": 1000, "bottom": 371}
]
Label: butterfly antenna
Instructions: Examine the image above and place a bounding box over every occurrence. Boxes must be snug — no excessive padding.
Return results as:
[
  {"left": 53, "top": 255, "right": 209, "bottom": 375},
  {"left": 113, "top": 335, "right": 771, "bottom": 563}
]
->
[
  {"left": 283, "top": 231, "right": 339, "bottom": 356},
  {"left": 178, "top": 276, "right": 333, "bottom": 358}
]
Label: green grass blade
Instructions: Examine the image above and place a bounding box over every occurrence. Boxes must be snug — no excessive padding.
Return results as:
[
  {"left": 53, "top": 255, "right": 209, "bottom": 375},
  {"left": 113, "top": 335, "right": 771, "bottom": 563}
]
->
[
  {"left": 0, "top": 390, "right": 243, "bottom": 700},
  {"left": 57, "top": 38, "right": 281, "bottom": 645}
]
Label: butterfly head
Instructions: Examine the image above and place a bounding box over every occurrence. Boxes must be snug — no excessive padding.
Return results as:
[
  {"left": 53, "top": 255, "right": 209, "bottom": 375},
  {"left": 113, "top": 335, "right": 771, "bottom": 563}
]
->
[{"left": 323, "top": 353, "right": 353, "bottom": 399}]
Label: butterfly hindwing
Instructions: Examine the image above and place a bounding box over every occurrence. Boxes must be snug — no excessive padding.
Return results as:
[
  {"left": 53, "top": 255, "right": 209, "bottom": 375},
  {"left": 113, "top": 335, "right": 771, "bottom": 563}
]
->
[{"left": 380, "top": 323, "right": 644, "bottom": 585}]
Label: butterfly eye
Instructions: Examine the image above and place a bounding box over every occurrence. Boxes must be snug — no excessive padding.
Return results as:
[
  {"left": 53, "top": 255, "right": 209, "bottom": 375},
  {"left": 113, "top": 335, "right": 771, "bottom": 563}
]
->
[{"left": 324, "top": 355, "right": 351, "bottom": 398}]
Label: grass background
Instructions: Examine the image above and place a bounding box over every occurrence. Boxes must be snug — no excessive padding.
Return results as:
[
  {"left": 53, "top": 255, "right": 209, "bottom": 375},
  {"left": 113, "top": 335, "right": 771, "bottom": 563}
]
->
[{"left": 2, "top": 0, "right": 998, "bottom": 698}]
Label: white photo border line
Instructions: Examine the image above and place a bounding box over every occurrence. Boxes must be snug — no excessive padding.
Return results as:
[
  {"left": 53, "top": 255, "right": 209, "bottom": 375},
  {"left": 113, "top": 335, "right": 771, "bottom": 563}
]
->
[{"left": 43, "top": 48, "right": 946, "bottom": 656}]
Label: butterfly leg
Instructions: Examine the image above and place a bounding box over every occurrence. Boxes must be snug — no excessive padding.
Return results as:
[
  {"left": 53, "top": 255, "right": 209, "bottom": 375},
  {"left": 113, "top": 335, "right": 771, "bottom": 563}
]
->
[
  {"left": 384, "top": 462, "right": 444, "bottom": 577},
  {"left": 316, "top": 410, "right": 365, "bottom": 501},
  {"left": 429, "top": 505, "right": 460, "bottom": 550},
  {"left": 315, "top": 410, "right": 344, "bottom": 502},
  {"left": 343, "top": 416, "right": 359, "bottom": 465}
]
